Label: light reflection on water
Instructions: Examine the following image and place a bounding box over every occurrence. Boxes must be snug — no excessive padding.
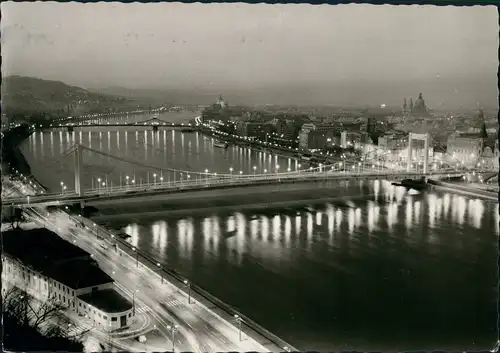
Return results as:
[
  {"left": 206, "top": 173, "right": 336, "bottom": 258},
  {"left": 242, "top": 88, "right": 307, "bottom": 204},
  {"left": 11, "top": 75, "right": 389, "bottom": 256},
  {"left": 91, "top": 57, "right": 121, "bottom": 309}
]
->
[
  {"left": 22, "top": 125, "right": 498, "bottom": 350},
  {"left": 110, "top": 181, "right": 499, "bottom": 351},
  {"left": 22, "top": 125, "right": 302, "bottom": 192},
  {"left": 119, "top": 180, "right": 497, "bottom": 274}
]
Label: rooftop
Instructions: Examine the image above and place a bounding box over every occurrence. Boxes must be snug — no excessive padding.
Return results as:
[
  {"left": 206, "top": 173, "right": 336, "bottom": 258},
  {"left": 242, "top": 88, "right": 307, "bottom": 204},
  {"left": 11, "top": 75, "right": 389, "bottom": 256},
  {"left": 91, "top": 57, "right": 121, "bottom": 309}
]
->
[
  {"left": 78, "top": 288, "right": 132, "bottom": 314},
  {"left": 2, "top": 228, "right": 113, "bottom": 289},
  {"left": 2, "top": 228, "right": 90, "bottom": 270},
  {"left": 456, "top": 133, "right": 484, "bottom": 139},
  {"left": 46, "top": 259, "right": 114, "bottom": 289}
]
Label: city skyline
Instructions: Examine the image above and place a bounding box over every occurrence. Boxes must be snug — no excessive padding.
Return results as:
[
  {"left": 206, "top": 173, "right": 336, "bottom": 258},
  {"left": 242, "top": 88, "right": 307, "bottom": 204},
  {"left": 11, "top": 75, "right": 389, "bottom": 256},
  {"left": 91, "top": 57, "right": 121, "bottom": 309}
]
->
[{"left": 2, "top": 2, "right": 498, "bottom": 109}]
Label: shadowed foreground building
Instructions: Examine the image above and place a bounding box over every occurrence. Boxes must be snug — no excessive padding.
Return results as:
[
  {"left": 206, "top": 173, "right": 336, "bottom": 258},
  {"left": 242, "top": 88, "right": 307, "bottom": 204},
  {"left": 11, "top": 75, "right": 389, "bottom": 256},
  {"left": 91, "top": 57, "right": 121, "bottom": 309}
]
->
[{"left": 1, "top": 228, "right": 134, "bottom": 330}]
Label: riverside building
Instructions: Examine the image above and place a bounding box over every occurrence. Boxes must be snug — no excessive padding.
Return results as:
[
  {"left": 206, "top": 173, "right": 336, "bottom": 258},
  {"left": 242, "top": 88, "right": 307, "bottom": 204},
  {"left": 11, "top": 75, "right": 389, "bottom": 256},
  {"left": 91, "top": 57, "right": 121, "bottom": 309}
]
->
[{"left": 1, "top": 228, "right": 134, "bottom": 330}]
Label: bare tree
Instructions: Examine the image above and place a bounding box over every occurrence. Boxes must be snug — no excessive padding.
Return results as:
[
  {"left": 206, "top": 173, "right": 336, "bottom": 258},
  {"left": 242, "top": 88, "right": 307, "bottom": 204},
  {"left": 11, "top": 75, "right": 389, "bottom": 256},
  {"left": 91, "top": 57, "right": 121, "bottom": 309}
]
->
[
  {"left": 3, "top": 206, "right": 27, "bottom": 229},
  {"left": 2, "top": 286, "right": 90, "bottom": 342}
]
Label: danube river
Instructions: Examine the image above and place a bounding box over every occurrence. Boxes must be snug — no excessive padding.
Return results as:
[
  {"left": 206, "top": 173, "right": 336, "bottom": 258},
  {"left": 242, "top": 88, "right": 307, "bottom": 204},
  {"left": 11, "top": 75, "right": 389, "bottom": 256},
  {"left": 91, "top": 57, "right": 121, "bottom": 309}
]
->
[{"left": 21, "top": 121, "right": 498, "bottom": 351}]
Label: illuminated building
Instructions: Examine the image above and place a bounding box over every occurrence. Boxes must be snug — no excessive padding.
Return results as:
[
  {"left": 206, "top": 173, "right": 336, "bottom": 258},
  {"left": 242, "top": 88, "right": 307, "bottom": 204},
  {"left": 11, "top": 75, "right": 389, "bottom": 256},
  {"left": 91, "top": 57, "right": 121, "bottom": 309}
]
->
[
  {"left": 1, "top": 228, "right": 134, "bottom": 330},
  {"left": 446, "top": 132, "right": 485, "bottom": 165},
  {"left": 298, "top": 123, "right": 338, "bottom": 150}
]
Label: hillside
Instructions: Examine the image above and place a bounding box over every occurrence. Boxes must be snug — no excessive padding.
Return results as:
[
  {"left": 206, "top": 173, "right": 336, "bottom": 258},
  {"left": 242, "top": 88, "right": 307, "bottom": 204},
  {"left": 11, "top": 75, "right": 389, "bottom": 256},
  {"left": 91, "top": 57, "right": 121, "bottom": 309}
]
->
[
  {"left": 1, "top": 76, "right": 149, "bottom": 120},
  {"left": 93, "top": 86, "right": 217, "bottom": 106}
]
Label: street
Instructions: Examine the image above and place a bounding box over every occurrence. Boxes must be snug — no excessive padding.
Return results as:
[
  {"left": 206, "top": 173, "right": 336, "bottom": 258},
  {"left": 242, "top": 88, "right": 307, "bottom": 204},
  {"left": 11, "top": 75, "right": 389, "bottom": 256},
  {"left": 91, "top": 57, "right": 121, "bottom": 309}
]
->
[{"left": 26, "top": 207, "right": 271, "bottom": 352}]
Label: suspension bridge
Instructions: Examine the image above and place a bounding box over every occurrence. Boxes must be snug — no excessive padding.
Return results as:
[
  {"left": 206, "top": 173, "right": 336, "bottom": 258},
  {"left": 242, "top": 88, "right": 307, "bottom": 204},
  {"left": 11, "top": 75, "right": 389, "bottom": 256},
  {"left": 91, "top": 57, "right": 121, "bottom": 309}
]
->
[
  {"left": 49, "top": 116, "right": 197, "bottom": 132},
  {"left": 3, "top": 143, "right": 495, "bottom": 207}
]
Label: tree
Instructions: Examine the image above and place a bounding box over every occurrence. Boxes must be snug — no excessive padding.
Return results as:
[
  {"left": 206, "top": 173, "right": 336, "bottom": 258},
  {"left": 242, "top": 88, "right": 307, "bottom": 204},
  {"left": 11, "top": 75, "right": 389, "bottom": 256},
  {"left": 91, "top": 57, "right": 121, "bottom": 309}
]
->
[
  {"left": 2, "top": 286, "right": 86, "bottom": 351},
  {"left": 2, "top": 206, "right": 27, "bottom": 229}
]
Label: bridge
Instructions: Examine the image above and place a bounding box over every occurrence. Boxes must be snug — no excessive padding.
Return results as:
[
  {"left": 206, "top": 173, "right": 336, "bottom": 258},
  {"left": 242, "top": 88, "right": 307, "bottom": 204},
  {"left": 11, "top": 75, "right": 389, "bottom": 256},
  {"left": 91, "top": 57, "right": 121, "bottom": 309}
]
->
[
  {"left": 3, "top": 143, "right": 494, "bottom": 207},
  {"left": 48, "top": 116, "right": 197, "bottom": 132}
]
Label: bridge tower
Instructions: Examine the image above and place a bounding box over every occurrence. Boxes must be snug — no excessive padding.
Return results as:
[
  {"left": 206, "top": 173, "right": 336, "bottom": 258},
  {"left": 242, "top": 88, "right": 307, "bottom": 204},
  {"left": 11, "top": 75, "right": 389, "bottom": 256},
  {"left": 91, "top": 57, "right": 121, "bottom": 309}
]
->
[
  {"left": 407, "top": 132, "right": 430, "bottom": 174},
  {"left": 340, "top": 131, "right": 348, "bottom": 149},
  {"left": 74, "top": 144, "right": 84, "bottom": 196}
]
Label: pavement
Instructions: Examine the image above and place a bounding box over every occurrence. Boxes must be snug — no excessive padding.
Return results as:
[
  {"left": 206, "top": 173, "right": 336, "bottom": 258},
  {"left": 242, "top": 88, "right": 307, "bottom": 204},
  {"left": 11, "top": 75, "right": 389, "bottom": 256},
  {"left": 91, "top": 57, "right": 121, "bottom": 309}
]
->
[{"left": 26, "top": 207, "right": 274, "bottom": 353}]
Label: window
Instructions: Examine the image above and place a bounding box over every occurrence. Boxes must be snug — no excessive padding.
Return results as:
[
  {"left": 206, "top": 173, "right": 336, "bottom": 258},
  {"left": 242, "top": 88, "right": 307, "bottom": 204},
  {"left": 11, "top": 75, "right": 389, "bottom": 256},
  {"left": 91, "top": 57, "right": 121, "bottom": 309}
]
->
[
  {"left": 128, "top": 313, "right": 131, "bottom": 318},
  {"left": 58, "top": 294, "right": 61, "bottom": 300},
  {"left": 103, "top": 315, "right": 107, "bottom": 320},
  {"left": 79, "top": 302, "right": 82, "bottom": 307},
  {"left": 111, "top": 317, "right": 117, "bottom": 322},
  {"left": 58, "top": 283, "right": 61, "bottom": 290}
]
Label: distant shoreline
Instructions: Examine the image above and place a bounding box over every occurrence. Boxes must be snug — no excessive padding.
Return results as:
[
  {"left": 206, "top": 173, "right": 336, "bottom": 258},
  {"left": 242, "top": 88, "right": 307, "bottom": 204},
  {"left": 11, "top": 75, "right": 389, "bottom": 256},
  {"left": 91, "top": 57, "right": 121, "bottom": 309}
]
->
[{"left": 2, "top": 126, "right": 49, "bottom": 192}]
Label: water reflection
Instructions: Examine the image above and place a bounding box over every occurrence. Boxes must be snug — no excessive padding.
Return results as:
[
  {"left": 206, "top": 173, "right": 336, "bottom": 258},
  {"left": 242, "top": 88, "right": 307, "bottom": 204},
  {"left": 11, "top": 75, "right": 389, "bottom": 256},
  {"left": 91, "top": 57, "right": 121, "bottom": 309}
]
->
[
  {"left": 110, "top": 182, "right": 498, "bottom": 351},
  {"left": 23, "top": 128, "right": 303, "bottom": 192},
  {"left": 119, "top": 188, "right": 497, "bottom": 271}
]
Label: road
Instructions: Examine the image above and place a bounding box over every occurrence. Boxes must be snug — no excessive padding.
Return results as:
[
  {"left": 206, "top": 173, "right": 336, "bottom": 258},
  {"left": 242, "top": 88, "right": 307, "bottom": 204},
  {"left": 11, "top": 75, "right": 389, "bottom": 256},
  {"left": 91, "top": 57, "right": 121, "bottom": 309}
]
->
[
  {"left": 27, "top": 207, "right": 270, "bottom": 353},
  {"left": 3, "top": 170, "right": 474, "bottom": 207}
]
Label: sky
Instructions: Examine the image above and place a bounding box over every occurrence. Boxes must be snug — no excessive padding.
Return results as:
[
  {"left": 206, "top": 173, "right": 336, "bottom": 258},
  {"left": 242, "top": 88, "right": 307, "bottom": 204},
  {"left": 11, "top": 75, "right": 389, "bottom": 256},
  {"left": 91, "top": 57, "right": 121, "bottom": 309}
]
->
[{"left": 1, "top": 2, "right": 498, "bottom": 108}]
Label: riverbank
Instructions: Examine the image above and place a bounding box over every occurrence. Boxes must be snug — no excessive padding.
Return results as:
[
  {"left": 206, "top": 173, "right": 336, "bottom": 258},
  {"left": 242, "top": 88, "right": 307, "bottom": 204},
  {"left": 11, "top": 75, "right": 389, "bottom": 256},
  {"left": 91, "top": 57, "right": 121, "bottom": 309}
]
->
[
  {"left": 428, "top": 179, "right": 498, "bottom": 201},
  {"left": 72, "top": 214, "right": 296, "bottom": 352},
  {"left": 1, "top": 125, "right": 33, "bottom": 176},
  {"left": 1, "top": 126, "right": 49, "bottom": 193}
]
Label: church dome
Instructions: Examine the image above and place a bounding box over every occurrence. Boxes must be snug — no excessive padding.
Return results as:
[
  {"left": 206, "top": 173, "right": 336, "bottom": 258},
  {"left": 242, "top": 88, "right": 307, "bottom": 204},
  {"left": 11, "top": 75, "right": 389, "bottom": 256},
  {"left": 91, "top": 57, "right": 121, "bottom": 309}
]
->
[{"left": 412, "top": 93, "right": 427, "bottom": 115}]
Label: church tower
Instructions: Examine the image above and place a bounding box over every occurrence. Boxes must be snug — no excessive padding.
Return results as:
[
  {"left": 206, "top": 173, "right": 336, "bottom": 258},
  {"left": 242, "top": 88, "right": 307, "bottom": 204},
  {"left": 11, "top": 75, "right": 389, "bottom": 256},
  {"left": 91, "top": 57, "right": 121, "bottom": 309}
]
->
[
  {"left": 409, "top": 98, "right": 414, "bottom": 114},
  {"left": 403, "top": 98, "right": 407, "bottom": 115},
  {"left": 216, "top": 95, "right": 227, "bottom": 109}
]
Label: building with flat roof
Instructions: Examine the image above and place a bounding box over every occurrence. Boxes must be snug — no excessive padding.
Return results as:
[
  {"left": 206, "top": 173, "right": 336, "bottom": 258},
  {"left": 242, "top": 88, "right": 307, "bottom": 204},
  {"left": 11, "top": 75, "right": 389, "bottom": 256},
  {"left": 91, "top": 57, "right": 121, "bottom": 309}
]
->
[{"left": 1, "top": 228, "right": 134, "bottom": 331}]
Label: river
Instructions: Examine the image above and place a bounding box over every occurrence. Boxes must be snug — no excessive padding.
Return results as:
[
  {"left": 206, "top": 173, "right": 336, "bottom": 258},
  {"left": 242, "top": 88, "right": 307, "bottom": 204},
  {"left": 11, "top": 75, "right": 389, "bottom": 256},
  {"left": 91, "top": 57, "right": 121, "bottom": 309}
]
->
[{"left": 20, "top": 117, "right": 498, "bottom": 351}]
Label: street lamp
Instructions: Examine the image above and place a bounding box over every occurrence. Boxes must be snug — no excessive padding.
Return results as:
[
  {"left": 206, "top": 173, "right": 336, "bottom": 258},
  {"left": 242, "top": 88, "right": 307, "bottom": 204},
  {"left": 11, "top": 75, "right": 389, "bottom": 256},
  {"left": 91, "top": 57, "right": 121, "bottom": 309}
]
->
[
  {"left": 229, "top": 167, "right": 233, "bottom": 177},
  {"left": 183, "top": 279, "right": 192, "bottom": 304},
  {"left": 157, "top": 262, "right": 163, "bottom": 283},
  {"left": 60, "top": 181, "right": 65, "bottom": 194},
  {"left": 125, "top": 175, "right": 129, "bottom": 188},
  {"left": 62, "top": 185, "right": 67, "bottom": 195},
  {"left": 153, "top": 173, "right": 157, "bottom": 186},
  {"left": 234, "top": 314, "right": 243, "bottom": 341},
  {"left": 131, "top": 247, "right": 139, "bottom": 266},
  {"left": 166, "top": 324, "right": 179, "bottom": 352},
  {"left": 253, "top": 166, "right": 257, "bottom": 176},
  {"left": 132, "top": 289, "right": 139, "bottom": 315}
]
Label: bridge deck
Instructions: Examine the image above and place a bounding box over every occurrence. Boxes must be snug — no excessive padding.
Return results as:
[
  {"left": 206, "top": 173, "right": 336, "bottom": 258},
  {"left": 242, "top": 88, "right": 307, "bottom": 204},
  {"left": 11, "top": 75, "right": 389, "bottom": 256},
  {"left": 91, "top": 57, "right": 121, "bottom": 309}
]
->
[{"left": 3, "top": 171, "right": 475, "bottom": 207}]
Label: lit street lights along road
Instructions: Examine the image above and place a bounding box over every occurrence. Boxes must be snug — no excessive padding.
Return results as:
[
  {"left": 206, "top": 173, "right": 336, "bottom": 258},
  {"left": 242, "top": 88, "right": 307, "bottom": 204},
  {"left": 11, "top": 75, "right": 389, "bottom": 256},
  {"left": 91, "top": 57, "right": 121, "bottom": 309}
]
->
[{"left": 35, "top": 208, "right": 271, "bottom": 352}]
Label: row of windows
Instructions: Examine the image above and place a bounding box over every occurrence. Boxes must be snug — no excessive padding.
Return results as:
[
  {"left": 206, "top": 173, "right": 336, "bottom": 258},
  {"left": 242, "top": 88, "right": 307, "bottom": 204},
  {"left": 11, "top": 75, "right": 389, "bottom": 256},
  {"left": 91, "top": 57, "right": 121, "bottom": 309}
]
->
[
  {"left": 5, "top": 259, "right": 133, "bottom": 325},
  {"left": 6, "top": 261, "right": 74, "bottom": 297}
]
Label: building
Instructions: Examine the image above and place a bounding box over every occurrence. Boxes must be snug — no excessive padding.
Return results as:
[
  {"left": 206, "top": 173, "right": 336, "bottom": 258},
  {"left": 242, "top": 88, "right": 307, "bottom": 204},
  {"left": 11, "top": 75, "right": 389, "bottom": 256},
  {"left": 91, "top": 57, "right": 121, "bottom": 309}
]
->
[
  {"left": 298, "top": 123, "right": 340, "bottom": 150},
  {"left": 1, "top": 228, "right": 134, "bottom": 331},
  {"left": 446, "top": 132, "right": 486, "bottom": 165},
  {"left": 298, "top": 123, "right": 317, "bottom": 150},
  {"left": 402, "top": 93, "right": 430, "bottom": 116},
  {"left": 378, "top": 132, "right": 408, "bottom": 151},
  {"left": 267, "top": 118, "right": 300, "bottom": 147},
  {"left": 216, "top": 95, "right": 227, "bottom": 109}
]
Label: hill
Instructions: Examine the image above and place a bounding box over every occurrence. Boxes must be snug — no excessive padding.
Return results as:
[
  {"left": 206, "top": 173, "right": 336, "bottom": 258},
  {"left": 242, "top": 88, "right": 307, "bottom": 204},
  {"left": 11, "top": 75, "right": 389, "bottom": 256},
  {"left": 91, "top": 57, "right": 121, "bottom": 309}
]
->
[
  {"left": 93, "top": 86, "right": 218, "bottom": 106},
  {"left": 1, "top": 76, "right": 150, "bottom": 120}
]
